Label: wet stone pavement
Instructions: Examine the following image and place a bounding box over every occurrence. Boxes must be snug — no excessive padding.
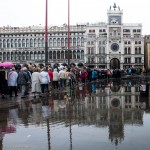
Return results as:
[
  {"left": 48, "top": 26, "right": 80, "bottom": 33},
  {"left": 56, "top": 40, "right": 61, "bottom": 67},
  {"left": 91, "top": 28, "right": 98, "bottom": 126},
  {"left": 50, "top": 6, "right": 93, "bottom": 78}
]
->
[{"left": 0, "top": 78, "right": 150, "bottom": 150}]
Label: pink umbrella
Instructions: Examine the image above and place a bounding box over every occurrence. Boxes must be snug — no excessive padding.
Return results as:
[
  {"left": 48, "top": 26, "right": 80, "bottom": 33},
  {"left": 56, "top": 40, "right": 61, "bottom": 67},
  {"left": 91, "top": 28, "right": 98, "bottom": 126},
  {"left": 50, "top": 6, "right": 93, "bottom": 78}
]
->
[{"left": 0, "top": 62, "right": 14, "bottom": 68}]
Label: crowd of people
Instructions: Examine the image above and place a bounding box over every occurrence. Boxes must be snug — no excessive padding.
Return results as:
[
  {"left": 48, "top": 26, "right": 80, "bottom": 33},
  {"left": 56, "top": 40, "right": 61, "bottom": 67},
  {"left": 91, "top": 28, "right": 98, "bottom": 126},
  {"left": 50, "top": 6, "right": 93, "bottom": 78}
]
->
[{"left": 0, "top": 62, "right": 147, "bottom": 99}]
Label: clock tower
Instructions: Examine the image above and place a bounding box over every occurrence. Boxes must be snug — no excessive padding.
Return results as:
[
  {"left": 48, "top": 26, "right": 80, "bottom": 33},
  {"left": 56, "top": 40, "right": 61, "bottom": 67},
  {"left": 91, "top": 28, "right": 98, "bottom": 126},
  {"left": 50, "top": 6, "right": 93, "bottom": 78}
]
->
[{"left": 107, "top": 3, "right": 124, "bottom": 69}]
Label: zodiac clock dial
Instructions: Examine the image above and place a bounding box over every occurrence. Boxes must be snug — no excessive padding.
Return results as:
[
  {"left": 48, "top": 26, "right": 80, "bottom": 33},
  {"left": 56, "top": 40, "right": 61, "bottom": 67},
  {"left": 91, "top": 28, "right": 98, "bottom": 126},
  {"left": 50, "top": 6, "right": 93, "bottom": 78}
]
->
[{"left": 111, "top": 43, "right": 119, "bottom": 52}]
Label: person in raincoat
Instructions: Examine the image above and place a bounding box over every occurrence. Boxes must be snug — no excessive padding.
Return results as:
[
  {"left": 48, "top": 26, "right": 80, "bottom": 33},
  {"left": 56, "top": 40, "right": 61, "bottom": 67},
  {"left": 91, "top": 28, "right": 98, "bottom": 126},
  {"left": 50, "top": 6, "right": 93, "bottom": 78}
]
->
[
  {"left": 7, "top": 67, "right": 18, "bottom": 97},
  {"left": 0, "top": 66, "right": 8, "bottom": 99},
  {"left": 31, "top": 67, "right": 41, "bottom": 98},
  {"left": 17, "top": 67, "right": 29, "bottom": 98},
  {"left": 39, "top": 67, "right": 50, "bottom": 94}
]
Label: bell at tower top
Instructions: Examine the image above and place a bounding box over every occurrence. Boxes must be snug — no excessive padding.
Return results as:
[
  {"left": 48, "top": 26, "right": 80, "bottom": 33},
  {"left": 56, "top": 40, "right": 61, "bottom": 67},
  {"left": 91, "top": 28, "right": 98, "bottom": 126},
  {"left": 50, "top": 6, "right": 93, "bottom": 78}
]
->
[
  {"left": 107, "top": 3, "right": 123, "bottom": 25},
  {"left": 109, "top": 3, "right": 121, "bottom": 11}
]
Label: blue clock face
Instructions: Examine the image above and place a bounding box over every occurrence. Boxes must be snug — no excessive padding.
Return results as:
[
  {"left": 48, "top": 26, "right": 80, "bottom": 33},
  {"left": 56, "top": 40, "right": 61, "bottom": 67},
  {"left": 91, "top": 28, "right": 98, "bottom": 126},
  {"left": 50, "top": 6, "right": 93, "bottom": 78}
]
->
[
  {"left": 111, "top": 43, "right": 119, "bottom": 52},
  {"left": 109, "top": 16, "right": 121, "bottom": 24}
]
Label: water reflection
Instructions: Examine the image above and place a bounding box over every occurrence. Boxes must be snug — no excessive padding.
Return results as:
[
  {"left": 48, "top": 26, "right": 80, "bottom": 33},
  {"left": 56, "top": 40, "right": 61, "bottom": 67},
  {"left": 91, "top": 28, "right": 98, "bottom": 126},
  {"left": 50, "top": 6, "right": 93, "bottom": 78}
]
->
[
  {"left": 0, "top": 106, "right": 17, "bottom": 149},
  {"left": 0, "top": 79, "right": 150, "bottom": 149}
]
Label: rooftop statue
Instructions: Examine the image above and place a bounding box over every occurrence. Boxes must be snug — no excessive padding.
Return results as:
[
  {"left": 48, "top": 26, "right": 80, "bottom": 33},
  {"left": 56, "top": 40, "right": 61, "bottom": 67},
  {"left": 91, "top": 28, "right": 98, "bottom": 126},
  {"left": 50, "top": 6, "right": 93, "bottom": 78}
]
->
[
  {"left": 109, "top": 3, "right": 121, "bottom": 11},
  {"left": 113, "top": 3, "right": 117, "bottom": 10}
]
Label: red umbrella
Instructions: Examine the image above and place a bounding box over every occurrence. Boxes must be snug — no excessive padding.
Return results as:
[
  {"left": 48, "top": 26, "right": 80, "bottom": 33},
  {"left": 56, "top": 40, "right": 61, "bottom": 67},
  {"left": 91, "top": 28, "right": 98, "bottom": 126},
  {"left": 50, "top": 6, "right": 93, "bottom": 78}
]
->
[{"left": 0, "top": 62, "right": 14, "bottom": 68}]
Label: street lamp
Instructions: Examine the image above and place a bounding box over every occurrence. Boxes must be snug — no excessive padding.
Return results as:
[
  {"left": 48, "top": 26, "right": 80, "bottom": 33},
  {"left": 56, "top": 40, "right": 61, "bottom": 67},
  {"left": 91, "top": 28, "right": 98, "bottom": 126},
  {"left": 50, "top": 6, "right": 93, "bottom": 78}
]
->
[
  {"left": 45, "top": 0, "right": 48, "bottom": 67},
  {"left": 68, "top": 0, "right": 70, "bottom": 68}
]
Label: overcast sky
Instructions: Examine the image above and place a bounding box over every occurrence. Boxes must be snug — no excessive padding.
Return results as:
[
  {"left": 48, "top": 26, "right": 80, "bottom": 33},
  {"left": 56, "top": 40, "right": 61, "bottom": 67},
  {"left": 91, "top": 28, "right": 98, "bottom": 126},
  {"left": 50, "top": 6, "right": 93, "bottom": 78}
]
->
[{"left": 0, "top": 0, "right": 149, "bottom": 35}]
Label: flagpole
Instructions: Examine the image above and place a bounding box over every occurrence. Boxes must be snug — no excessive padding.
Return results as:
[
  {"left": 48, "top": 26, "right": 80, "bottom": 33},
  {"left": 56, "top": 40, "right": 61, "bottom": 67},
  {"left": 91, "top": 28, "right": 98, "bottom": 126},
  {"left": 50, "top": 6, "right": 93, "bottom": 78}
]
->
[
  {"left": 45, "top": 0, "right": 48, "bottom": 67},
  {"left": 68, "top": 0, "right": 70, "bottom": 68}
]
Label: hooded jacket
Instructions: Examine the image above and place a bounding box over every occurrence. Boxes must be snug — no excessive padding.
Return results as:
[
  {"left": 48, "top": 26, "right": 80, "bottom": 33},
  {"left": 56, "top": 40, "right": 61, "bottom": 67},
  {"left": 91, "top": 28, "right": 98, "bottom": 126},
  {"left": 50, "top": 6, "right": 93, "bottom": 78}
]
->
[{"left": 39, "top": 71, "right": 50, "bottom": 84}]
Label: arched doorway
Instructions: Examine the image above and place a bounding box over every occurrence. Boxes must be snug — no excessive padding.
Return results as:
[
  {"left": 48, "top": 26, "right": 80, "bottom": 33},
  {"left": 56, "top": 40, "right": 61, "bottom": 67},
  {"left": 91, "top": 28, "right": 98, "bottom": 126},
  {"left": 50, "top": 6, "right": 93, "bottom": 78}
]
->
[{"left": 110, "top": 58, "right": 120, "bottom": 69}]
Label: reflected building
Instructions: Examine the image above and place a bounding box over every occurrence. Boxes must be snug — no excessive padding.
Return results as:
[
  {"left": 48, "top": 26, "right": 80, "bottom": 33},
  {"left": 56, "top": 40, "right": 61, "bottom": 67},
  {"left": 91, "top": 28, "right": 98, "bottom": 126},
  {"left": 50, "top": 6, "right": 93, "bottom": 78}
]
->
[
  {"left": 0, "top": 107, "right": 16, "bottom": 150},
  {"left": 84, "top": 83, "right": 142, "bottom": 145},
  {"left": 5, "top": 82, "right": 145, "bottom": 147}
]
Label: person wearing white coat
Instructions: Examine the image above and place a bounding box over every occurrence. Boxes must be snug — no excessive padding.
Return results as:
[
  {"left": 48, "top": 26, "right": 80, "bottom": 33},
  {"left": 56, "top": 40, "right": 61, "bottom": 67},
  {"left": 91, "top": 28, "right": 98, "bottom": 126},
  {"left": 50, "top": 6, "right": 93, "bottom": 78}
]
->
[
  {"left": 31, "top": 68, "right": 41, "bottom": 98},
  {"left": 7, "top": 67, "right": 18, "bottom": 97},
  {"left": 53, "top": 68, "right": 59, "bottom": 89},
  {"left": 39, "top": 67, "right": 50, "bottom": 94}
]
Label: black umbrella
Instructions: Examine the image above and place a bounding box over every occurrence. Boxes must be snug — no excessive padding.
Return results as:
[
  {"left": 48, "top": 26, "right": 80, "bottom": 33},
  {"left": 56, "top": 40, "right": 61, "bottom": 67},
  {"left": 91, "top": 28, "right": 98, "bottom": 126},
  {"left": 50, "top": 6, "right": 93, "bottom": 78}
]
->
[{"left": 77, "top": 63, "right": 84, "bottom": 67}]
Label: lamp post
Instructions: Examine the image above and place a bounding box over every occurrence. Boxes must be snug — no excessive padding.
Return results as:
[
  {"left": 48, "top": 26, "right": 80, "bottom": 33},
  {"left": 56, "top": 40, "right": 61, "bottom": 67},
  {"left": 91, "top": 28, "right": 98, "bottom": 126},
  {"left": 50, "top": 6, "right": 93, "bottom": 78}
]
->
[
  {"left": 68, "top": 0, "right": 70, "bottom": 68},
  {"left": 45, "top": 0, "right": 48, "bottom": 67}
]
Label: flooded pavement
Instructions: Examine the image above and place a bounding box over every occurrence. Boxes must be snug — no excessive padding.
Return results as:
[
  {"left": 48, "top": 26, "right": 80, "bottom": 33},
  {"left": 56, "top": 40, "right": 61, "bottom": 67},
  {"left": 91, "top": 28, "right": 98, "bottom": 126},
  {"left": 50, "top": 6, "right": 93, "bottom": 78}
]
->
[{"left": 0, "top": 79, "right": 150, "bottom": 150}]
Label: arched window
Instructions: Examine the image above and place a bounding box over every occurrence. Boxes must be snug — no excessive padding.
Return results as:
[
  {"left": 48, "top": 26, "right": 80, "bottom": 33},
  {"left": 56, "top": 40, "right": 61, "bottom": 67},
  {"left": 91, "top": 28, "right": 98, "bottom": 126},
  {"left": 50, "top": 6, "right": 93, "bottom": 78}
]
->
[
  {"left": 65, "top": 38, "right": 68, "bottom": 47},
  {"left": 26, "top": 52, "right": 30, "bottom": 60},
  {"left": 14, "top": 39, "right": 17, "bottom": 48},
  {"left": 12, "top": 52, "right": 19, "bottom": 60},
  {"left": 18, "top": 39, "right": 21, "bottom": 47},
  {"left": 18, "top": 52, "right": 22, "bottom": 60},
  {"left": 125, "top": 47, "right": 127, "bottom": 54},
  {"left": 26, "top": 39, "right": 29, "bottom": 47},
  {"left": 135, "top": 47, "right": 137, "bottom": 54},
  {"left": 57, "top": 38, "right": 60, "bottom": 47},
  {"left": 34, "top": 39, "right": 38, "bottom": 47},
  {"left": 61, "top": 38, "right": 64, "bottom": 47},
  {"left": 102, "top": 47, "right": 105, "bottom": 54},
  {"left": 11, "top": 52, "right": 14, "bottom": 60},
  {"left": 3, "top": 52, "right": 6, "bottom": 60},
  {"left": 139, "top": 47, "right": 141, "bottom": 54},
  {"left": 70, "top": 38, "right": 72, "bottom": 47},
  {"left": 73, "top": 38, "right": 76, "bottom": 46},
  {"left": 77, "top": 50, "right": 80, "bottom": 59},
  {"left": 0, "top": 40, "right": 2, "bottom": 48},
  {"left": 38, "top": 38, "right": 41, "bottom": 47},
  {"left": 34, "top": 52, "right": 38, "bottom": 60},
  {"left": 57, "top": 51, "right": 60, "bottom": 59},
  {"left": 42, "top": 51, "right": 45, "bottom": 60},
  {"left": 30, "top": 39, "right": 33, "bottom": 47},
  {"left": 61, "top": 51, "right": 64, "bottom": 59},
  {"left": 7, "top": 52, "right": 10, "bottom": 60},
  {"left": 77, "top": 37, "right": 80, "bottom": 46},
  {"left": 73, "top": 51, "right": 76, "bottom": 59},
  {"left": 53, "top": 38, "right": 57, "bottom": 47},
  {"left": 49, "top": 51, "right": 52, "bottom": 59},
  {"left": 7, "top": 39, "right": 10, "bottom": 48},
  {"left": 41, "top": 38, "right": 44, "bottom": 47},
  {"left": 69, "top": 50, "right": 72, "bottom": 59},
  {"left": 81, "top": 37, "right": 84, "bottom": 46},
  {"left": 128, "top": 47, "right": 131, "bottom": 54},
  {"left": 49, "top": 38, "right": 52, "bottom": 47},
  {"left": 81, "top": 50, "right": 84, "bottom": 59},
  {"left": 38, "top": 52, "right": 41, "bottom": 60},
  {"left": 22, "top": 52, "right": 25, "bottom": 60},
  {"left": 99, "top": 47, "right": 101, "bottom": 54},
  {"left": 3, "top": 39, "right": 6, "bottom": 48},
  {"left": 11, "top": 39, "right": 14, "bottom": 48},
  {"left": 53, "top": 51, "right": 56, "bottom": 59},
  {"left": 65, "top": 51, "right": 68, "bottom": 59},
  {"left": 30, "top": 52, "right": 34, "bottom": 60},
  {"left": 0, "top": 52, "right": 2, "bottom": 61},
  {"left": 22, "top": 39, "right": 25, "bottom": 47}
]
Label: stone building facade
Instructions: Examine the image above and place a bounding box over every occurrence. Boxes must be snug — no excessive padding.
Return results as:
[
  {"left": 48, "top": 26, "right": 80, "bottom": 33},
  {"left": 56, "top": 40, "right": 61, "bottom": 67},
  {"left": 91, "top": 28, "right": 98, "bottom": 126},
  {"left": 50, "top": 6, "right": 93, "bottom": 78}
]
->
[
  {"left": 0, "top": 3, "right": 144, "bottom": 69},
  {"left": 0, "top": 25, "right": 85, "bottom": 66},
  {"left": 84, "top": 3, "right": 144, "bottom": 69}
]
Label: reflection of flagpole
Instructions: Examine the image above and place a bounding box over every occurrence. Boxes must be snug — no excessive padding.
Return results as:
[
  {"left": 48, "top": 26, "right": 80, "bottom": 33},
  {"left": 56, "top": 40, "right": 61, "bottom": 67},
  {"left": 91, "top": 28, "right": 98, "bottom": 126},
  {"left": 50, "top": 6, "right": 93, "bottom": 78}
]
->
[
  {"left": 47, "top": 119, "right": 51, "bottom": 150},
  {"left": 45, "top": 0, "right": 48, "bottom": 67},
  {"left": 69, "top": 100, "right": 72, "bottom": 150},
  {"left": 68, "top": 0, "right": 70, "bottom": 68},
  {"left": 42, "top": 99, "right": 51, "bottom": 150}
]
